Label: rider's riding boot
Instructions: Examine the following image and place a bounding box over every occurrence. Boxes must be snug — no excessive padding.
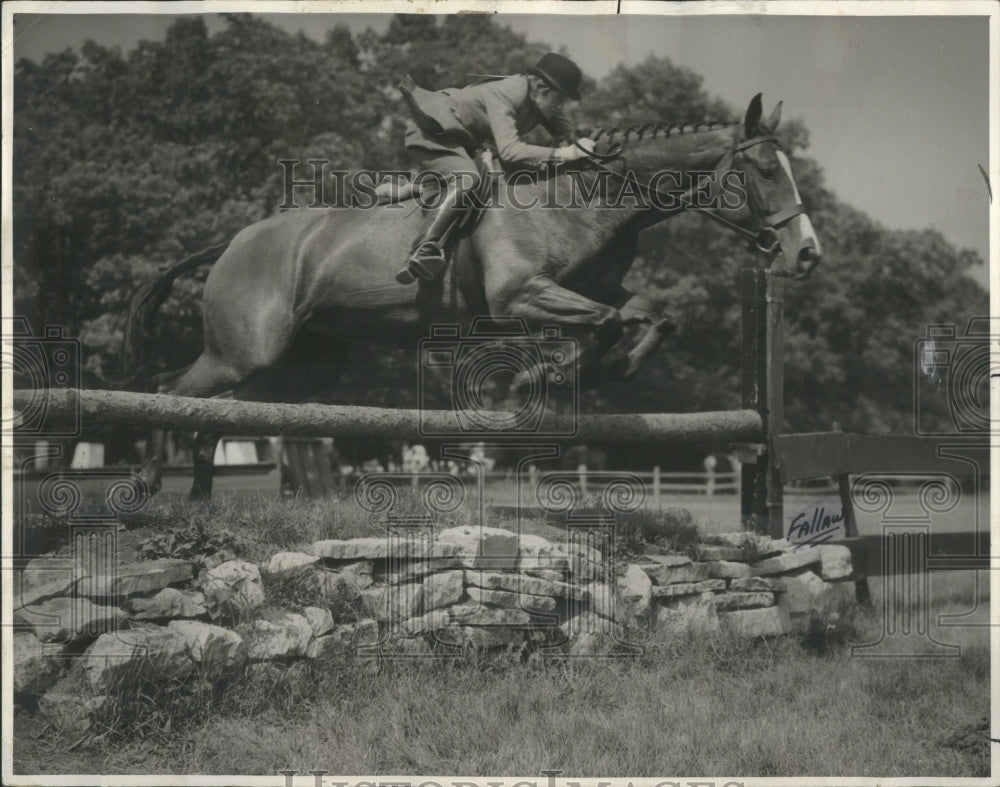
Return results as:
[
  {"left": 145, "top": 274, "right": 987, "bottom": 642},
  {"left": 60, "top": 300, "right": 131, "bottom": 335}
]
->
[{"left": 396, "top": 179, "right": 471, "bottom": 285}]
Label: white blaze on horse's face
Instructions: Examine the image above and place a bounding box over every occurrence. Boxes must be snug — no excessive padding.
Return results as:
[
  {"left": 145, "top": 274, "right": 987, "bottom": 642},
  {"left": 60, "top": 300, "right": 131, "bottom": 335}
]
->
[
  {"left": 775, "top": 150, "right": 822, "bottom": 279},
  {"left": 741, "top": 141, "right": 822, "bottom": 280}
]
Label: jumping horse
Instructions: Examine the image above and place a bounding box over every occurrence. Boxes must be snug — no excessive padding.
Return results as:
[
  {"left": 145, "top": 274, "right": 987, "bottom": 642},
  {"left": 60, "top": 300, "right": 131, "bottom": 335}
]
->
[{"left": 123, "top": 95, "right": 822, "bottom": 497}]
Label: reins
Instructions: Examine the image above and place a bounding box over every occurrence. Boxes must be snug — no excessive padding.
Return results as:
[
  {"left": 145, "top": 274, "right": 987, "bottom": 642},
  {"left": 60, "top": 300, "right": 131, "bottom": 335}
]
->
[{"left": 572, "top": 129, "right": 805, "bottom": 254}]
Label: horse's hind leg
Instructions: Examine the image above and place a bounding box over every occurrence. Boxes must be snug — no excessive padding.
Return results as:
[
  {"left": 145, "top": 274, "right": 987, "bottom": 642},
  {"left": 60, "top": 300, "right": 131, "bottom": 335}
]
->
[
  {"left": 139, "top": 352, "right": 256, "bottom": 497},
  {"left": 184, "top": 335, "right": 349, "bottom": 498},
  {"left": 190, "top": 431, "right": 221, "bottom": 499}
]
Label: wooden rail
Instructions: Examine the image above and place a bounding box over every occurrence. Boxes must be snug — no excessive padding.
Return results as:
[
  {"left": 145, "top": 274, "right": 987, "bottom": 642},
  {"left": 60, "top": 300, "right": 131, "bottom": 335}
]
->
[{"left": 12, "top": 388, "right": 764, "bottom": 446}]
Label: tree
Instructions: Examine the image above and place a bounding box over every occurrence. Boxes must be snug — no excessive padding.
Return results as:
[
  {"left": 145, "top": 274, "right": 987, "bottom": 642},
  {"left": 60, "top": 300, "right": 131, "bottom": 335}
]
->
[{"left": 13, "top": 13, "right": 987, "bottom": 445}]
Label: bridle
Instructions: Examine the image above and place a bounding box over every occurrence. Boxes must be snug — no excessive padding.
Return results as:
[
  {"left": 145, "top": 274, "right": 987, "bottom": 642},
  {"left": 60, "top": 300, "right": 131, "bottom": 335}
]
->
[{"left": 574, "top": 126, "right": 806, "bottom": 257}]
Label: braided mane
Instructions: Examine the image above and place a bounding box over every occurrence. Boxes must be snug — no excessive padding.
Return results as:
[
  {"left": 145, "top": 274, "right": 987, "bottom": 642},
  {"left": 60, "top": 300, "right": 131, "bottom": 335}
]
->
[{"left": 575, "top": 120, "right": 735, "bottom": 145}]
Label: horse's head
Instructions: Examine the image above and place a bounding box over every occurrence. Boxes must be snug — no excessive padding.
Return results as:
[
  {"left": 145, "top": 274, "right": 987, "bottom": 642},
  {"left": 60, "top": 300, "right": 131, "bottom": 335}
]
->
[
  {"left": 572, "top": 98, "right": 821, "bottom": 278},
  {"left": 719, "top": 94, "right": 822, "bottom": 280}
]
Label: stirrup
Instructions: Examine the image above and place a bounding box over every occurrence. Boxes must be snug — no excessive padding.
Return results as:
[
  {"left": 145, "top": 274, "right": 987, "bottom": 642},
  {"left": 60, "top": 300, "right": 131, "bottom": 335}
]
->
[{"left": 396, "top": 242, "right": 447, "bottom": 284}]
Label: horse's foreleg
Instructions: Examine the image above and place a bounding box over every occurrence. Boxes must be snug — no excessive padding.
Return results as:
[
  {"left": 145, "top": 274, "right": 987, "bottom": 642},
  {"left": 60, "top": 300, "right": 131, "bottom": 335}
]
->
[
  {"left": 622, "top": 318, "right": 676, "bottom": 379},
  {"left": 613, "top": 292, "right": 677, "bottom": 380},
  {"left": 507, "top": 276, "right": 624, "bottom": 380}
]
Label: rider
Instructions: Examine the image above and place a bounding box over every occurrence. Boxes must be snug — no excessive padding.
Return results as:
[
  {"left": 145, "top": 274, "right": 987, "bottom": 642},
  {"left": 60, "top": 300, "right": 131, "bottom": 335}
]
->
[{"left": 395, "top": 52, "right": 597, "bottom": 285}]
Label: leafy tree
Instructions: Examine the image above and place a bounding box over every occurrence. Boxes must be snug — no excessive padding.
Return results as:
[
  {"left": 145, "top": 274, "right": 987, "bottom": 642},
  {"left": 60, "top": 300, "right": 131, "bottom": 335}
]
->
[{"left": 12, "top": 13, "right": 987, "bottom": 457}]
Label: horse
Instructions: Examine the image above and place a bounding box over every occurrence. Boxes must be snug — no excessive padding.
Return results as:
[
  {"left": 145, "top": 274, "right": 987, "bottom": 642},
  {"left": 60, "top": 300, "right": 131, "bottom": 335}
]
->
[{"left": 123, "top": 94, "right": 822, "bottom": 498}]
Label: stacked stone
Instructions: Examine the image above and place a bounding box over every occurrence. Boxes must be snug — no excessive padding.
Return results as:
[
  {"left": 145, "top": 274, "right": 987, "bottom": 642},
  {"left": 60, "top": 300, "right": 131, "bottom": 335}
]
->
[
  {"left": 12, "top": 525, "right": 857, "bottom": 734},
  {"left": 623, "top": 533, "right": 858, "bottom": 637},
  {"left": 304, "top": 525, "right": 610, "bottom": 655}
]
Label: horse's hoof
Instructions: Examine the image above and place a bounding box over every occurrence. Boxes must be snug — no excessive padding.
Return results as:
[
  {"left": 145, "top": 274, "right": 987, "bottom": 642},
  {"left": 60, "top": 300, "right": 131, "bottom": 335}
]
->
[{"left": 657, "top": 317, "right": 678, "bottom": 338}]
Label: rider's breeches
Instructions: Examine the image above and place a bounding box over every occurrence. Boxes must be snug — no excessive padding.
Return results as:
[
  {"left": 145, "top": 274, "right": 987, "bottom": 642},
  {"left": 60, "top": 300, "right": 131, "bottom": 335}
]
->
[{"left": 403, "top": 120, "right": 483, "bottom": 199}]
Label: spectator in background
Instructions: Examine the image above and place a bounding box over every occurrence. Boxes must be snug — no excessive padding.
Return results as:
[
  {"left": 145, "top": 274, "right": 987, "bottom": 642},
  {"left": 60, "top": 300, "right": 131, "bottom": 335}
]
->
[
  {"left": 703, "top": 453, "right": 718, "bottom": 496},
  {"left": 403, "top": 443, "right": 430, "bottom": 474},
  {"left": 412, "top": 443, "right": 429, "bottom": 473},
  {"left": 468, "top": 442, "right": 495, "bottom": 474}
]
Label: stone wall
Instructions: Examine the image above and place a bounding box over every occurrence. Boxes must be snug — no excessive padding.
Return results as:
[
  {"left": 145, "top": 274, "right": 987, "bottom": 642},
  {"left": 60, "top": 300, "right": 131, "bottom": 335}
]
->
[{"left": 13, "top": 523, "right": 860, "bottom": 734}]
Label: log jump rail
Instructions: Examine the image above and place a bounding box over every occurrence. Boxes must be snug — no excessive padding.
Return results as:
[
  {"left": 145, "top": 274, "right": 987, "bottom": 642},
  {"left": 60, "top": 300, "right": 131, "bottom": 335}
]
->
[
  {"left": 10, "top": 388, "right": 764, "bottom": 446},
  {"left": 5, "top": 270, "right": 815, "bottom": 537},
  {"left": 12, "top": 269, "right": 987, "bottom": 582}
]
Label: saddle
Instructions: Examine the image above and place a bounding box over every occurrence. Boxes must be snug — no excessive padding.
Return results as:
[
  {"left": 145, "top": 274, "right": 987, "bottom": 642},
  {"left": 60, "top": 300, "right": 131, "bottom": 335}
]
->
[{"left": 373, "top": 150, "right": 496, "bottom": 221}]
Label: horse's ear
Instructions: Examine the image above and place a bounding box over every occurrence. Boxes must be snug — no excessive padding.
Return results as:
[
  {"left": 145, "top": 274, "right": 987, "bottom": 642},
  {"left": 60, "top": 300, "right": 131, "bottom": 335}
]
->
[
  {"left": 745, "top": 93, "right": 763, "bottom": 137},
  {"left": 766, "top": 101, "right": 782, "bottom": 131}
]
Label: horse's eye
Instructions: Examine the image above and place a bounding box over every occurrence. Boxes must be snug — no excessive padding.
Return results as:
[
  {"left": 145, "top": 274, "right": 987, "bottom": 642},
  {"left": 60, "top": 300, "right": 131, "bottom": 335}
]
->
[{"left": 759, "top": 166, "right": 777, "bottom": 181}]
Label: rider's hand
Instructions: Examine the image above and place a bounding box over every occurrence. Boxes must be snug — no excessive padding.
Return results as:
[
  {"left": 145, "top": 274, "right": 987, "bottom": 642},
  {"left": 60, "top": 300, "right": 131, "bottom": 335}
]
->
[
  {"left": 553, "top": 138, "right": 597, "bottom": 163},
  {"left": 479, "top": 147, "right": 501, "bottom": 175}
]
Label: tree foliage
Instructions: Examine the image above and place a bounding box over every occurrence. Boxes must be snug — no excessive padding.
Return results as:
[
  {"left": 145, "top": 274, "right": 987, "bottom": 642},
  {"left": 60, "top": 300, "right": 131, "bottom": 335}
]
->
[{"left": 13, "top": 14, "right": 986, "bottom": 447}]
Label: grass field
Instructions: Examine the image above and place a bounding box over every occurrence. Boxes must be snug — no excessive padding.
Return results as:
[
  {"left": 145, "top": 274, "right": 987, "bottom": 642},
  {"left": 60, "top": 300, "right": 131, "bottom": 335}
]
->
[{"left": 12, "top": 491, "right": 991, "bottom": 778}]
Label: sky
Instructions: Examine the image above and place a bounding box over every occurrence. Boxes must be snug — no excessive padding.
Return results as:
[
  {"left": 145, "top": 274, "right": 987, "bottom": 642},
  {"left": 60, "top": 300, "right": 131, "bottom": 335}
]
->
[{"left": 9, "top": 9, "right": 992, "bottom": 284}]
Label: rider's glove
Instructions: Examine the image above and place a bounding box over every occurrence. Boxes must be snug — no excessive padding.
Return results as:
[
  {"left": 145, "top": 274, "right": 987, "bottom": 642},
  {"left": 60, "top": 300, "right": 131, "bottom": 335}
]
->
[{"left": 553, "top": 138, "right": 597, "bottom": 163}]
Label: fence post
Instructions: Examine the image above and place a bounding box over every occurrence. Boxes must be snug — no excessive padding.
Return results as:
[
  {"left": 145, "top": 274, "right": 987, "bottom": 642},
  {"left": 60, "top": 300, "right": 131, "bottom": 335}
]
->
[
  {"left": 652, "top": 465, "right": 661, "bottom": 509},
  {"left": 741, "top": 268, "right": 785, "bottom": 537}
]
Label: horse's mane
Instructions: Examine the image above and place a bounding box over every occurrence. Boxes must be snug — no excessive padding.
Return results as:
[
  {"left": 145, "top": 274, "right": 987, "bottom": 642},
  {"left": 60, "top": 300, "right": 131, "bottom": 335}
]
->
[{"left": 573, "top": 120, "right": 735, "bottom": 145}]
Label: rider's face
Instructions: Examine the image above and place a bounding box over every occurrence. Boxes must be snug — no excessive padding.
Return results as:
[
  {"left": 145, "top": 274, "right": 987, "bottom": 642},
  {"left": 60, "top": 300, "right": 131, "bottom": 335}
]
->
[{"left": 531, "top": 82, "right": 568, "bottom": 119}]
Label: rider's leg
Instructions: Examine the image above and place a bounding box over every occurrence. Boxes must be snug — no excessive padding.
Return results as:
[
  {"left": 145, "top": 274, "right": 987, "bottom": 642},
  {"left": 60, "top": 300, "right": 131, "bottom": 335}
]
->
[
  {"left": 397, "top": 125, "right": 481, "bottom": 284},
  {"left": 396, "top": 171, "right": 481, "bottom": 284}
]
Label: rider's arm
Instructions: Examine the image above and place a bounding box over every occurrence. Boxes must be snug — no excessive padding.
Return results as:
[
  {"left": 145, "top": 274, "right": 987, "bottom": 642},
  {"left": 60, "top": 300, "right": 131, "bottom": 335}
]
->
[{"left": 486, "top": 92, "right": 583, "bottom": 169}]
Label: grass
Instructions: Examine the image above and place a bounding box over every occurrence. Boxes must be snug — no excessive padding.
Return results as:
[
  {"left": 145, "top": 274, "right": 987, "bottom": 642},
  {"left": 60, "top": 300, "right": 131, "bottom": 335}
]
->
[
  {"left": 100, "top": 488, "right": 704, "bottom": 568},
  {"left": 17, "top": 607, "right": 988, "bottom": 776},
  {"left": 12, "top": 492, "right": 991, "bottom": 778}
]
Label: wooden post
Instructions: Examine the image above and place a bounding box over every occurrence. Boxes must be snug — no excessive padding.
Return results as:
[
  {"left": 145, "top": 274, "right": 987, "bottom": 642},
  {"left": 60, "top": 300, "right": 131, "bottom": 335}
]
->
[
  {"left": 741, "top": 268, "right": 785, "bottom": 537},
  {"left": 836, "top": 473, "right": 860, "bottom": 537},
  {"left": 312, "top": 440, "right": 336, "bottom": 495},
  {"left": 652, "top": 465, "right": 661, "bottom": 509},
  {"left": 283, "top": 440, "right": 306, "bottom": 495}
]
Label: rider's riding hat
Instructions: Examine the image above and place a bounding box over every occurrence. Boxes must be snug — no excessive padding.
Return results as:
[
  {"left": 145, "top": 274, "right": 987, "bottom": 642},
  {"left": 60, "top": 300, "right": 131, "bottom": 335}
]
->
[{"left": 528, "top": 53, "right": 582, "bottom": 101}]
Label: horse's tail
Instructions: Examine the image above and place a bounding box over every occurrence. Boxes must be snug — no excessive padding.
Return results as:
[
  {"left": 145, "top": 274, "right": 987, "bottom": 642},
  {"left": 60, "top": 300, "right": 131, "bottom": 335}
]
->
[{"left": 120, "top": 242, "right": 230, "bottom": 387}]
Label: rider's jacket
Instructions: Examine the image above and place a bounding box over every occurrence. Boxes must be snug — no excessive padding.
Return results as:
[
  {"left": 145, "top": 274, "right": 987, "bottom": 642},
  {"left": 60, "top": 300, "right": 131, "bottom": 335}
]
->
[{"left": 400, "top": 74, "right": 572, "bottom": 170}]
